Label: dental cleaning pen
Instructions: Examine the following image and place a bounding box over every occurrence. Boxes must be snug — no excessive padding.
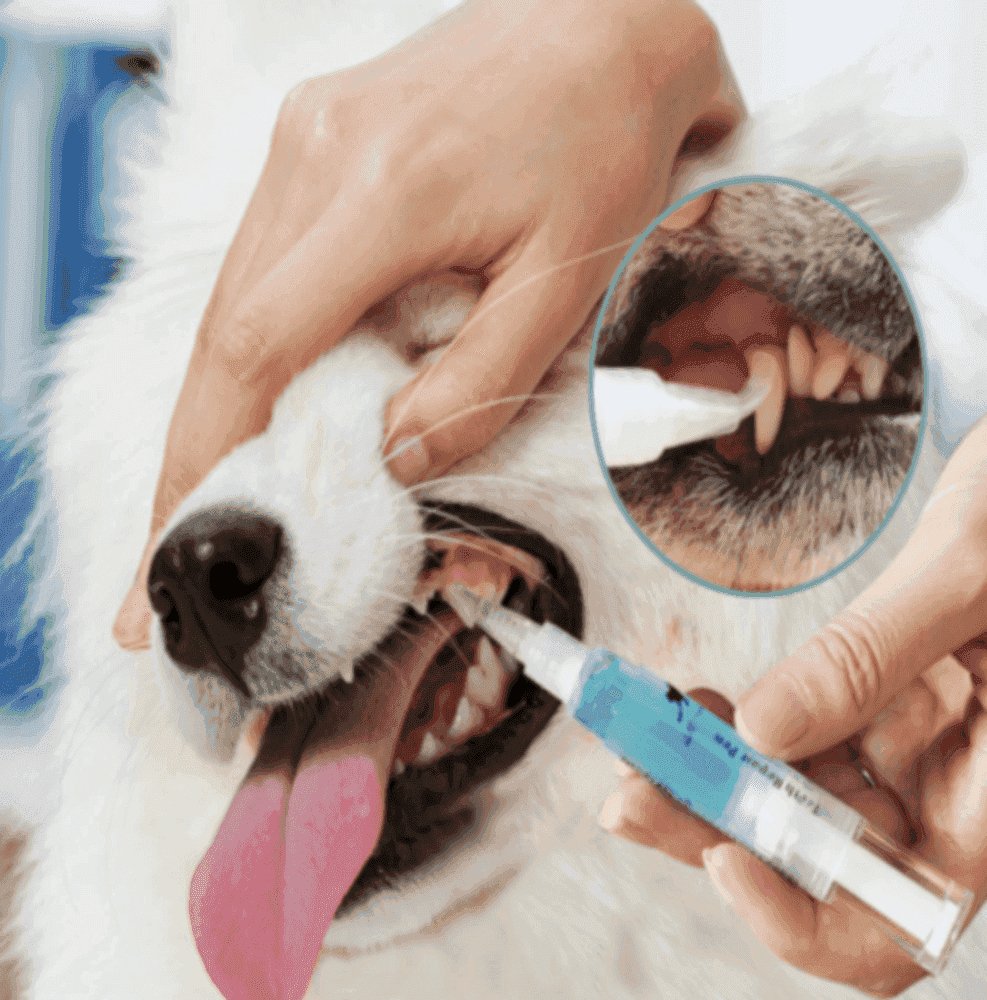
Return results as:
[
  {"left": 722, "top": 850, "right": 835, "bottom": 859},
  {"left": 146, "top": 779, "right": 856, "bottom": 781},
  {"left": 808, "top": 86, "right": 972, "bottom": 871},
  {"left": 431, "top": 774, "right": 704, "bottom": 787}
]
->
[
  {"left": 593, "top": 367, "right": 768, "bottom": 467},
  {"left": 446, "top": 585, "right": 974, "bottom": 975}
]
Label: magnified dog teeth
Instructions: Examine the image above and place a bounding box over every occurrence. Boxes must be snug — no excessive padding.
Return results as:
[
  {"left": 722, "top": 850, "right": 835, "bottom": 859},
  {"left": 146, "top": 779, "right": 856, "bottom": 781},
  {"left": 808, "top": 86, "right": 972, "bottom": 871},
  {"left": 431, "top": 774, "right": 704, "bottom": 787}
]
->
[
  {"left": 786, "top": 324, "right": 814, "bottom": 397},
  {"left": 338, "top": 660, "right": 355, "bottom": 684},
  {"left": 837, "top": 387, "right": 861, "bottom": 403},
  {"left": 811, "top": 330, "right": 853, "bottom": 400},
  {"left": 745, "top": 345, "right": 787, "bottom": 455},
  {"left": 391, "top": 759, "right": 406, "bottom": 777},
  {"left": 858, "top": 352, "right": 890, "bottom": 400}
]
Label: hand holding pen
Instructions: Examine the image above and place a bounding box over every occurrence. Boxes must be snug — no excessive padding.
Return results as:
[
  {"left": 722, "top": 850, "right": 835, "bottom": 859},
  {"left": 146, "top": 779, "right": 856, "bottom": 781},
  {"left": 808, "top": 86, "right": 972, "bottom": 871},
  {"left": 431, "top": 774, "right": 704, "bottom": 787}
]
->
[{"left": 601, "top": 416, "right": 987, "bottom": 996}]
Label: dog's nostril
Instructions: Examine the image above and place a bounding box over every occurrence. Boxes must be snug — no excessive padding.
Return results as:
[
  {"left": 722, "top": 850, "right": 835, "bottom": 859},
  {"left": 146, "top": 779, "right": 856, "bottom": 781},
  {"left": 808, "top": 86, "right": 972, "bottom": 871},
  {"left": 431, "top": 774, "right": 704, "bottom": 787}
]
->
[{"left": 208, "top": 559, "right": 268, "bottom": 602}]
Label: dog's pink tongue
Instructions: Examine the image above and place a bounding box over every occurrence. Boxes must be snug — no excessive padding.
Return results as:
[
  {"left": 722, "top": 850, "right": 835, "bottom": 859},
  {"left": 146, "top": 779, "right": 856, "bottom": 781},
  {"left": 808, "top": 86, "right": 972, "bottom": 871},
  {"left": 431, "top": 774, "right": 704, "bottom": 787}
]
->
[
  {"left": 190, "top": 751, "right": 382, "bottom": 1000},
  {"left": 189, "top": 618, "right": 456, "bottom": 1000}
]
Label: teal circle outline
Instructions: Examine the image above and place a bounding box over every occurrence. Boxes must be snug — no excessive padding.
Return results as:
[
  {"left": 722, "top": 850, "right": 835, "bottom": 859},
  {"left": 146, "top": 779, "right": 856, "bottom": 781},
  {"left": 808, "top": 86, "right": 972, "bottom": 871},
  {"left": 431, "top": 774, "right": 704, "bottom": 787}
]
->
[{"left": 587, "top": 175, "right": 928, "bottom": 599}]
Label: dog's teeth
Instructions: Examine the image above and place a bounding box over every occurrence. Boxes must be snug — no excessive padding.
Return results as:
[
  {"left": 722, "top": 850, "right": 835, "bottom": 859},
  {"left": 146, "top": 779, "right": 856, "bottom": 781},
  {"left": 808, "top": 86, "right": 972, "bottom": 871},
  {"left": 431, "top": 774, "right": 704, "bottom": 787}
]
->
[
  {"left": 416, "top": 731, "right": 444, "bottom": 765},
  {"left": 448, "top": 695, "right": 484, "bottom": 740},
  {"left": 410, "top": 592, "right": 431, "bottom": 615},
  {"left": 858, "top": 352, "right": 889, "bottom": 400},
  {"left": 745, "top": 345, "right": 787, "bottom": 455},
  {"left": 837, "top": 388, "right": 861, "bottom": 403},
  {"left": 466, "top": 662, "right": 502, "bottom": 709},
  {"left": 787, "top": 324, "right": 814, "bottom": 397},
  {"left": 338, "top": 661, "right": 355, "bottom": 684},
  {"left": 812, "top": 331, "right": 852, "bottom": 400},
  {"left": 392, "top": 759, "right": 406, "bottom": 777},
  {"left": 477, "top": 637, "right": 504, "bottom": 675}
]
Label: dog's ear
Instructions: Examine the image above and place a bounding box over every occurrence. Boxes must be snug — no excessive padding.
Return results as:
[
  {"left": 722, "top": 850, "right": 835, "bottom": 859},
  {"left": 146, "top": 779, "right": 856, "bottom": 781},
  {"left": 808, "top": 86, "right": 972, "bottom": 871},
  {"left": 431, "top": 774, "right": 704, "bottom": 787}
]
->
[{"left": 674, "top": 67, "right": 966, "bottom": 239}]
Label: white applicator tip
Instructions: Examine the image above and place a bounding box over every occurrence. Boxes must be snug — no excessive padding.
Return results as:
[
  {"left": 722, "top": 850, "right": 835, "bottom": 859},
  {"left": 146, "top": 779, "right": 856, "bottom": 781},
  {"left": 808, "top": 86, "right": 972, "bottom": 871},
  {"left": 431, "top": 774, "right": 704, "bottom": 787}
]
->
[{"left": 593, "top": 366, "right": 769, "bottom": 468}]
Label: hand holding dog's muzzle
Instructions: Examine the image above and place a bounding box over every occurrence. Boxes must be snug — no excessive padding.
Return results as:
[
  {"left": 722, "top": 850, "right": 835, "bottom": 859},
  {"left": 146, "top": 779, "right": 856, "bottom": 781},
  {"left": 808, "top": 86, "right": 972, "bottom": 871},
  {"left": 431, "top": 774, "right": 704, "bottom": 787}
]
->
[
  {"left": 111, "top": 0, "right": 742, "bottom": 651},
  {"left": 601, "top": 416, "right": 987, "bottom": 996}
]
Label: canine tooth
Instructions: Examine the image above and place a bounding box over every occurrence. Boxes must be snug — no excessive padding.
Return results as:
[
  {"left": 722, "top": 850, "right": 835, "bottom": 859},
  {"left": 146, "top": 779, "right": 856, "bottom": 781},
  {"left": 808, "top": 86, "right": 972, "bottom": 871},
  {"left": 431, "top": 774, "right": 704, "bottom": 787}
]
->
[
  {"left": 858, "top": 352, "right": 889, "bottom": 400},
  {"left": 466, "top": 662, "right": 502, "bottom": 709},
  {"left": 812, "top": 331, "right": 852, "bottom": 399},
  {"left": 449, "top": 695, "right": 484, "bottom": 740},
  {"left": 478, "top": 637, "right": 504, "bottom": 675},
  {"left": 745, "top": 346, "right": 787, "bottom": 455},
  {"left": 837, "top": 388, "right": 861, "bottom": 403},
  {"left": 338, "top": 660, "right": 355, "bottom": 684},
  {"left": 417, "top": 731, "right": 444, "bottom": 765},
  {"left": 787, "top": 325, "right": 814, "bottom": 397}
]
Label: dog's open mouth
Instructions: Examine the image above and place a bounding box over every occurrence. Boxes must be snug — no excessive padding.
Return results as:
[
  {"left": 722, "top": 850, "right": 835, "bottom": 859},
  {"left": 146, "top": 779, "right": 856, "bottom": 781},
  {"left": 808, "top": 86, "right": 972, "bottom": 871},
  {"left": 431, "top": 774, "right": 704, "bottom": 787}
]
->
[
  {"left": 189, "top": 505, "right": 582, "bottom": 1000},
  {"left": 630, "top": 277, "right": 921, "bottom": 471}
]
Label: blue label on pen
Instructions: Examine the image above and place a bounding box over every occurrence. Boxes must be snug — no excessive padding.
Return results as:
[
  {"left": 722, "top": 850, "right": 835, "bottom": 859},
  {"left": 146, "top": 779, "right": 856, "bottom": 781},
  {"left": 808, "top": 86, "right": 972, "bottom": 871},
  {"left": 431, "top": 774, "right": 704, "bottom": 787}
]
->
[{"left": 572, "top": 650, "right": 824, "bottom": 829}]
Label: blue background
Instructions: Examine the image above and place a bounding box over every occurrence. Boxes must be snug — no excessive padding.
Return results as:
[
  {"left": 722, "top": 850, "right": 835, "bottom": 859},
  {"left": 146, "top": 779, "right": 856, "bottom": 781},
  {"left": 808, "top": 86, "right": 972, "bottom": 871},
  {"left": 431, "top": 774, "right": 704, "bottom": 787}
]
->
[{"left": 0, "top": 43, "right": 138, "bottom": 717}]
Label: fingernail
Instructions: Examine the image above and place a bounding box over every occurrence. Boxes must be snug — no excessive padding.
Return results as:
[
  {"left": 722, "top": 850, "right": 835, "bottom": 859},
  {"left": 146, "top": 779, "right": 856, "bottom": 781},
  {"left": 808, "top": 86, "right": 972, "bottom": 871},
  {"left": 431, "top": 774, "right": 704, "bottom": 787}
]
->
[
  {"left": 735, "top": 675, "right": 809, "bottom": 758},
  {"left": 598, "top": 788, "right": 625, "bottom": 832},
  {"left": 702, "top": 845, "right": 733, "bottom": 903},
  {"left": 660, "top": 190, "right": 717, "bottom": 231},
  {"left": 384, "top": 434, "right": 431, "bottom": 486},
  {"left": 113, "top": 584, "right": 152, "bottom": 651}
]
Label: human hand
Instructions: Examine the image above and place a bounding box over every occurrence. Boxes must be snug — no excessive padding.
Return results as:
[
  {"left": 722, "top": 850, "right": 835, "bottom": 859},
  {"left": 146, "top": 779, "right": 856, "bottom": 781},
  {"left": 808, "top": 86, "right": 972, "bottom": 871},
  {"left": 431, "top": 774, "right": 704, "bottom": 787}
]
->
[
  {"left": 113, "top": 0, "right": 741, "bottom": 650},
  {"left": 600, "top": 417, "right": 987, "bottom": 996}
]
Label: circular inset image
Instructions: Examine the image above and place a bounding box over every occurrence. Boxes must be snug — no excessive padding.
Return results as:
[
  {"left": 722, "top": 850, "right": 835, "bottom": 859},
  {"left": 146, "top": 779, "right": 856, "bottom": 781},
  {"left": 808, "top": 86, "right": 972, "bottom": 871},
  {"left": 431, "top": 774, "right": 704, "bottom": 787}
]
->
[{"left": 590, "top": 177, "right": 925, "bottom": 594}]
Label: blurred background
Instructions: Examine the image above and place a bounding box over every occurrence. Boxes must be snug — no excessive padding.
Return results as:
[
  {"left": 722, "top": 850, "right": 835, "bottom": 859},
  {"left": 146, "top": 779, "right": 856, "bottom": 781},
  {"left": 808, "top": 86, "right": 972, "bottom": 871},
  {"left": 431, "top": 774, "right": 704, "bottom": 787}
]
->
[
  {"left": 0, "top": 1, "right": 166, "bottom": 733},
  {"left": 0, "top": 1, "right": 984, "bottom": 760}
]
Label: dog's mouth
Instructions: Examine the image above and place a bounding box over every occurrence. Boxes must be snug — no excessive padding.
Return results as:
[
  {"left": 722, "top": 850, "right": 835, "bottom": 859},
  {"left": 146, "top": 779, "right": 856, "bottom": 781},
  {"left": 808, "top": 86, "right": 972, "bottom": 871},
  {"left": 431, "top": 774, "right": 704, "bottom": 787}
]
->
[
  {"left": 626, "top": 277, "right": 922, "bottom": 471},
  {"left": 189, "top": 505, "right": 581, "bottom": 999},
  {"left": 603, "top": 273, "right": 922, "bottom": 590},
  {"left": 345, "top": 503, "right": 583, "bottom": 898}
]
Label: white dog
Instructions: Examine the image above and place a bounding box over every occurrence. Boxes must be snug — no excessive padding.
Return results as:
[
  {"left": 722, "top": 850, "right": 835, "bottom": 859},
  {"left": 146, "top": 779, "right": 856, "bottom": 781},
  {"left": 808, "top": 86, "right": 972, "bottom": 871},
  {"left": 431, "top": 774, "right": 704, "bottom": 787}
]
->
[{"left": 5, "top": 1, "right": 985, "bottom": 998}]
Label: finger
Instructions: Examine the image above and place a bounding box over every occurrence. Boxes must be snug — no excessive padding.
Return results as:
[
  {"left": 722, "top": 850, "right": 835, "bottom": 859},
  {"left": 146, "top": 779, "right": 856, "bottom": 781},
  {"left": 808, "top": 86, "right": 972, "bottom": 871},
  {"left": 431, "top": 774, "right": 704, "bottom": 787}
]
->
[
  {"left": 915, "top": 693, "right": 987, "bottom": 877},
  {"left": 735, "top": 512, "right": 987, "bottom": 760},
  {"left": 702, "top": 845, "right": 922, "bottom": 996},
  {"left": 383, "top": 234, "right": 616, "bottom": 485},
  {"left": 598, "top": 772, "right": 724, "bottom": 864},
  {"left": 859, "top": 658, "right": 972, "bottom": 794},
  {"left": 112, "top": 191, "right": 439, "bottom": 648},
  {"left": 955, "top": 638, "right": 987, "bottom": 680},
  {"left": 659, "top": 190, "right": 717, "bottom": 231}
]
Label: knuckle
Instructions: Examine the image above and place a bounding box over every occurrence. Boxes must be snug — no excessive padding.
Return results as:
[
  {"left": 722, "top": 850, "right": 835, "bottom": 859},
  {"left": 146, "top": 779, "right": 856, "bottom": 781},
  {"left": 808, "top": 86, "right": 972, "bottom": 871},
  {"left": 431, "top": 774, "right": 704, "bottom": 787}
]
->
[
  {"left": 808, "top": 610, "right": 889, "bottom": 716},
  {"left": 273, "top": 76, "right": 350, "bottom": 156},
  {"left": 207, "top": 311, "right": 270, "bottom": 383}
]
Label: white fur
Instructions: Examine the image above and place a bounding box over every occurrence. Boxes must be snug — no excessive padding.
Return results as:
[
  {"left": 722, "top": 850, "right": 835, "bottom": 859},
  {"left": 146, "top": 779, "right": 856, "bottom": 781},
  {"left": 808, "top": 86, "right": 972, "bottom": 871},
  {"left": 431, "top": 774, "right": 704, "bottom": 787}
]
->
[{"left": 10, "top": 1, "right": 987, "bottom": 997}]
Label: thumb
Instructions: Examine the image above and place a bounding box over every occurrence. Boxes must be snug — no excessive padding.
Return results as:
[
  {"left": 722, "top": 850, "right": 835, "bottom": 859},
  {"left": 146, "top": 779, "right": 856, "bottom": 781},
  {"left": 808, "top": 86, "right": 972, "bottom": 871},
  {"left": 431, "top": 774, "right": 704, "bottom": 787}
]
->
[
  {"left": 384, "top": 237, "right": 613, "bottom": 484},
  {"left": 736, "top": 485, "right": 987, "bottom": 760}
]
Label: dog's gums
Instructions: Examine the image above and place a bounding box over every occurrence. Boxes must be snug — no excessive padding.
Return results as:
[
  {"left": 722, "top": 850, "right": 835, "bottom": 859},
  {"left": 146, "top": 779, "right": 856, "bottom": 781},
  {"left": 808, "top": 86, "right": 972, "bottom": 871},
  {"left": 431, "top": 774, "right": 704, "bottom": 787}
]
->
[{"left": 641, "top": 278, "right": 909, "bottom": 459}]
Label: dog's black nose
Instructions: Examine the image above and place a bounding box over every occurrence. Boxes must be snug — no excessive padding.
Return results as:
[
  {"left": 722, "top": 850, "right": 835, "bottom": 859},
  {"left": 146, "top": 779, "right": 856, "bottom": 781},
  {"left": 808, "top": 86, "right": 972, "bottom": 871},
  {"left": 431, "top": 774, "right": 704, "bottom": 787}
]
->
[{"left": 147, "top": 510, "right": 283, "bottom": 694}]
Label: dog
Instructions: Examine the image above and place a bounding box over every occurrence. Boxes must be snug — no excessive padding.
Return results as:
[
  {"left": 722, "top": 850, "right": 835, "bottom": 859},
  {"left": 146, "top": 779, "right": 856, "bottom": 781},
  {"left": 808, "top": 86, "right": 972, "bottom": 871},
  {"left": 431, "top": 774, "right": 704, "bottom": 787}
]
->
[{"left": 4, "top": 1, "right": 985, "bottom": 997}]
